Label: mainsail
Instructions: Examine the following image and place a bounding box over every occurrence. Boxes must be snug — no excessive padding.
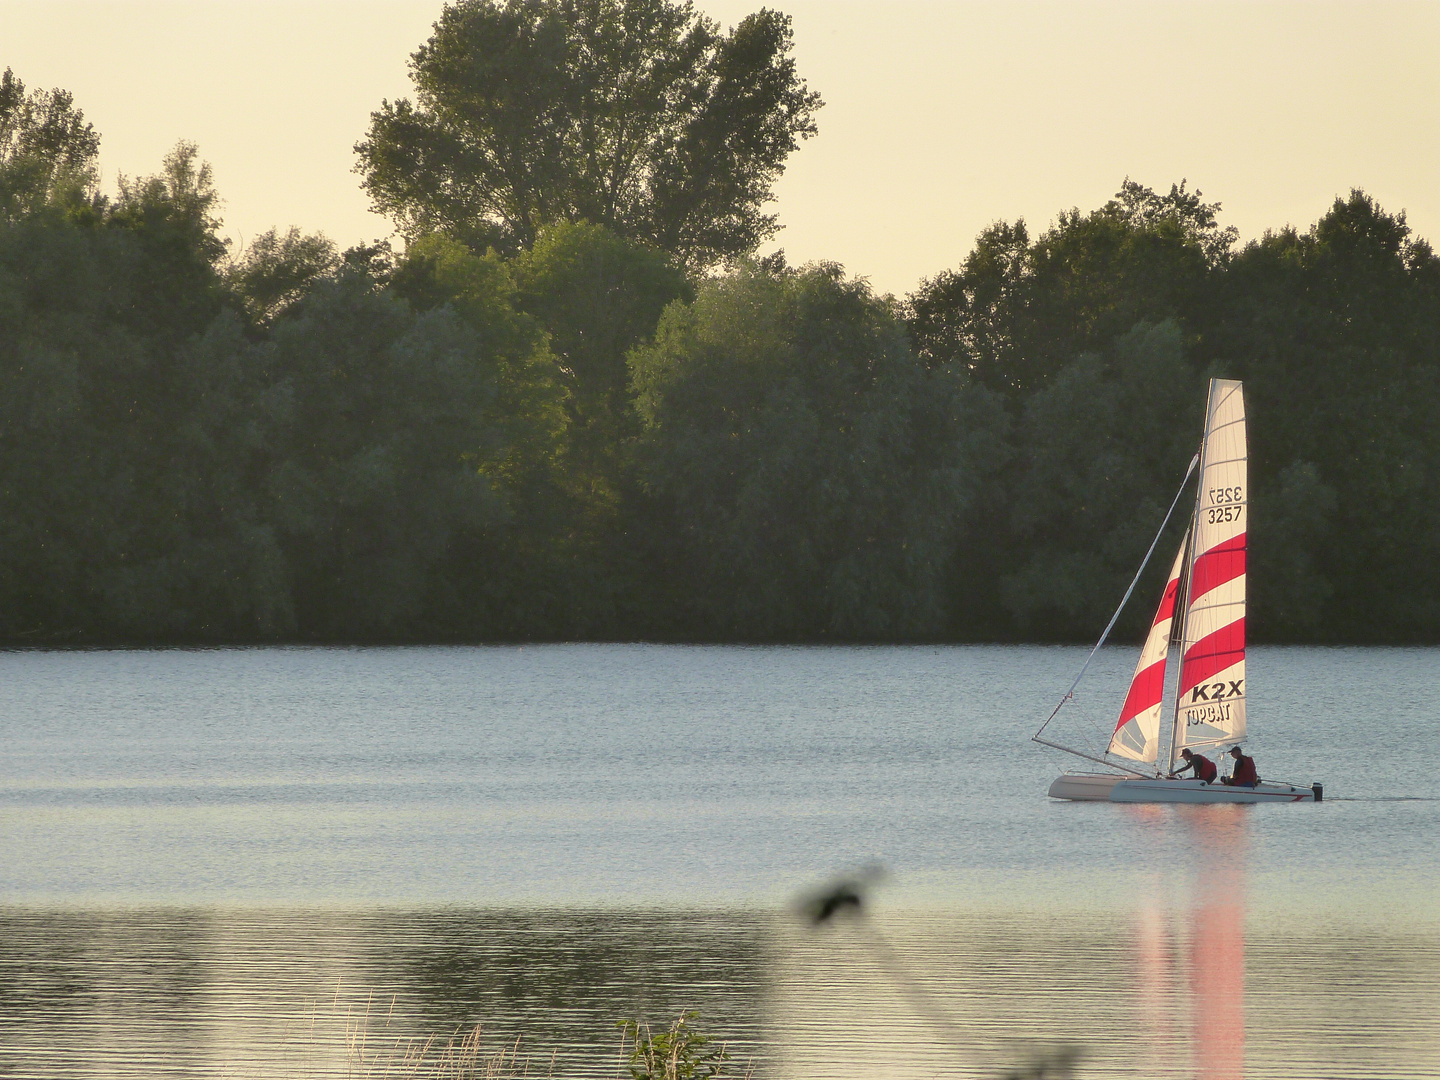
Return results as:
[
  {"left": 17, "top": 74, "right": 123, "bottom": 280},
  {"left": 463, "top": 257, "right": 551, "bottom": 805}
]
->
[
  {"left": 1108, "top": 534, "right": 1188, "bottom": 763},
  {"left": 1172, "top": 379, "right": 1247, "bottom": 766}
]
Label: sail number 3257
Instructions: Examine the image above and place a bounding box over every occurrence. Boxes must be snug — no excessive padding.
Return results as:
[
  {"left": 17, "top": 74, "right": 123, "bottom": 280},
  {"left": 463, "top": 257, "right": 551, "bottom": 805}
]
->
[{"left": 1205, "top": 484, "right": 1243, "bottom": 525}]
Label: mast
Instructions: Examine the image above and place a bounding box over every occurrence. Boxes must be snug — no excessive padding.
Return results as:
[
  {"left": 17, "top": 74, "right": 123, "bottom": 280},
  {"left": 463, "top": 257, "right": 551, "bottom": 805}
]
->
[{"left": 1165, "top": 502, "right": 1199, "bottom": 776}]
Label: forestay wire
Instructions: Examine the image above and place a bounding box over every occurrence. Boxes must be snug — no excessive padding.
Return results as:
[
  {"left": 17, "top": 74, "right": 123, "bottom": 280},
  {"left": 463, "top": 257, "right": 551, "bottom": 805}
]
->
[{"left": 1033, "top": 451, "right": 1201, "bottom": 740}]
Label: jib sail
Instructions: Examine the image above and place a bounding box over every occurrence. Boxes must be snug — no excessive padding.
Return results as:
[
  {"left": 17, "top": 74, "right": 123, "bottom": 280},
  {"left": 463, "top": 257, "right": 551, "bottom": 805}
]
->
[{"left": 1108, "top": 534, "right": 1189, "bottom": 763}]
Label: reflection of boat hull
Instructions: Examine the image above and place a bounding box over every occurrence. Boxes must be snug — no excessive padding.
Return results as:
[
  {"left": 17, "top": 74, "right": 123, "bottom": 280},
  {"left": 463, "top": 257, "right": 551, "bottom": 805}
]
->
[
  {"left": 1109, "top": 779, "right": 1316, "bottom": 803},
  {"left": 1047, "top": 773, "right": 1130, "bottom": 801}
]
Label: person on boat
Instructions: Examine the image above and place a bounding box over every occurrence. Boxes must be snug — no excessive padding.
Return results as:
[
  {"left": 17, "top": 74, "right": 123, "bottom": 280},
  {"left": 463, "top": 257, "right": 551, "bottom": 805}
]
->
[
  {"left": 1169, "top": 748, "right": 1218, "bottom": 783},
  {"left": 1221, "top": 746, "right": 1259, "bottom": 787}
]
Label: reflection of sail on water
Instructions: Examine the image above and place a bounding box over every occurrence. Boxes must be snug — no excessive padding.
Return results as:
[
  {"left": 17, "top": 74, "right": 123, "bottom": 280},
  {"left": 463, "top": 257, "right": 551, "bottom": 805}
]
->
[
  {"left": 1188, "top": 806, "right": 1247, "bottom": 1080},
  {"left": 1125, "top": 805, "right": 1248, "bottom": 1080},
  {"left": 1173, "top": 380, "right": 1247, "bottom": 767},
  {"left": 1133, "top": 881, "right": 1182, "bottom": 1077}
]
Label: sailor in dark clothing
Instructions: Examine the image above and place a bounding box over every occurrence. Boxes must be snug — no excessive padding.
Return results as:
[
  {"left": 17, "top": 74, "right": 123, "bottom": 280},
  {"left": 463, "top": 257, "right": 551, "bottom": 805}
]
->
[
  {"left": 1169, "top": 748, "right": 1218, "bottom": 783},
  {"left": 1221, "top": 746, "right": 1259, "bottom": 787}
]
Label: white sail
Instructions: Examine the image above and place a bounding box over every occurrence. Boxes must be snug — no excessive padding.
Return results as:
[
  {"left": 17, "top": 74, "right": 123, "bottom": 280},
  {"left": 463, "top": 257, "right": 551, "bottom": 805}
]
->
[
  {"left": 1108, "top": 534, "right": 1188, "bottom": 762},
  {"left": 1173, "top": 379, "right": 1247, "bottom": 763}
]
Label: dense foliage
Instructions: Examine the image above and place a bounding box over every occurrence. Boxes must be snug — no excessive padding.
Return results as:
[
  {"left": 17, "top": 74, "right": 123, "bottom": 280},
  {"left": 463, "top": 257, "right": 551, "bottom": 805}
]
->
[
  {"left": 908, "top": 182, "right": 1440, "bottom": 642},
  {"left": 2, "top": 57, "right": 1438, "bottom": 644},
  {"left": 629, "top": 262, "right": 1003, "bottom": 639},
  {"left": 355, "top": 0, "right": 820, "bottom": 269}
]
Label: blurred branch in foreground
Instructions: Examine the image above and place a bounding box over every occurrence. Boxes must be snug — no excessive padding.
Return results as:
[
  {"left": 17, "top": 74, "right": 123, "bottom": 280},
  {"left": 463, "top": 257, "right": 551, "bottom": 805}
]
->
[{"left": 796, "top": 865, "right": 1082, "bottom": 1080}]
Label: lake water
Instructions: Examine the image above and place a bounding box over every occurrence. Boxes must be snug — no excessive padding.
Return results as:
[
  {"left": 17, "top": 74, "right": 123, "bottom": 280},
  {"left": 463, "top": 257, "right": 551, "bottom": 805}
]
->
[{"left": 1, "top": 645, "right": 1436, "bottom": 1078}]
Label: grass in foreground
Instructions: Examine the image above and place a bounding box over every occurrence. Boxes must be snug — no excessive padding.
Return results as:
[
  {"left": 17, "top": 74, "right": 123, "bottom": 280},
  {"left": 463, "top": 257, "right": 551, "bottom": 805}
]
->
[{"left": 319, "top": 1002, "right": 749, "bottom": 1080}]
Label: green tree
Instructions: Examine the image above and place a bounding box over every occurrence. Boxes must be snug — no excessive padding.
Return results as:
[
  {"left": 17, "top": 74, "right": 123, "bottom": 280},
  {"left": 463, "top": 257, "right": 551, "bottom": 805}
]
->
[
  {"left": 355, "top": 0, "right": 820, "bottom": 268},
  {"left": 510, "top": 223, "right": 693, "bottom": 629},
  {"left": 87, "top": 310, "right": 292, "bottom": 639},
  {"left": 1214, "top": 190, "right": 1440, "bottom": 640},
  {"left": 1254, "top": 461, "right": 1337, "bottom": 635},
  {"left": 0, "top": 67, "right": 100, "bottom": 219},
  {"left": 385, "top": 233, "right": 569, "bottom": 487},
  {"left": 391, "top": 225, "right": 687, "bottom": 634},
  {"left": 908, "top": 180, "right": 1235, "bottom": 396},
  {"left": 0, "top": 144, "right": 287, "bottom": 641},
  {"left": 999, "top": 321, "right": 1205, "bottom": 638},
  {"left": 262, "top": 254, "right": 571, "bottom": 639},
  {"left": 106, "top": 142, "right": 231, "bottom": 343},
  {"left": 226, "top": 227, "right": 339, "bottom": 325},
  {"left": 631, "top": 262, "right": 1005, "bottom": 639},
  {"left": 511, "top": 221, "right": 689, "bottom": 483}
]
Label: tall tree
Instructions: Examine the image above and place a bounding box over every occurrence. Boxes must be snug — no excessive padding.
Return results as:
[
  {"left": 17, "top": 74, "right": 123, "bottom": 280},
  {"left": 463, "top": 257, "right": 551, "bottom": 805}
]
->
[
  {"left": 0, "top": 67, "right": 100, "bottom": 219},
  {"left": 226, "top": 227, "right": 340, "bottom": 325},
  {"left": 908, "top": 180, "right": 1236, "bottom": 396},
  {"left": 511, "top": 222, "right": 689, "bottom": 478},
  {"left": 0, "top": 143, "right": 285, "bottom": 640},
  {"left": 355, "top": 0, "right": 820, "bottom": 268},
  {"left": 1214, "top": 191, "right": 1440, "bottom": 640},
  {"left": 106, "top": 142, "right": 231, "bottom": 343}
]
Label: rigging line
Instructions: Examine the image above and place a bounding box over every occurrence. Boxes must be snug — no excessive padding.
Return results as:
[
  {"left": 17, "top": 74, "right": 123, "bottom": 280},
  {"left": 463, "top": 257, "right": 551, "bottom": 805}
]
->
[
  {"left": 1033, "top": 449, "right": 1200, "bottom": 741},
  {"left": 1031, "top": 736, "right": 1148, "bottom": 777}
]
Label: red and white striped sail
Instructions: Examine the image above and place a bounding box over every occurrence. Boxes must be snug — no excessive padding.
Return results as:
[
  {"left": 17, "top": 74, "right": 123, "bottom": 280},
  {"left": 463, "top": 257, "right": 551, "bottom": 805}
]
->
[
  {"left": 1108, "top": 534, "right": 1188, "bottom": 762},
  {"left": 1174, "top": 379, "right": 1247, "bottom": 761}
]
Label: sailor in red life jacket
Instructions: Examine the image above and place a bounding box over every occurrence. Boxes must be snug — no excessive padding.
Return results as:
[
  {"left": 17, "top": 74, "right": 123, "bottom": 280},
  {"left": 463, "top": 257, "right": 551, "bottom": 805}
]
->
[
  {"left": 1221, "top": 745, "right": 1259, "bottom": 787},
  {"left": 1169, "top": 748, "right": 1218, "bottom": 783}
]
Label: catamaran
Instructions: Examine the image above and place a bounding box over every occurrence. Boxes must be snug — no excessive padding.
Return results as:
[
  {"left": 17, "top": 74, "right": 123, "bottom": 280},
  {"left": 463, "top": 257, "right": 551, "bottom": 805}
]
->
[{"left": 1035, "top": 378, "right": 1322, "bottom": 804}]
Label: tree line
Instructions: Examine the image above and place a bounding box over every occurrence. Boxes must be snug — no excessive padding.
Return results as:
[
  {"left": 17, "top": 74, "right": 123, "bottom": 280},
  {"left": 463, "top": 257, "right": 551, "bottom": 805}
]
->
[{"left": 2, "top": 1, "right": 1438, "bottom": 645}]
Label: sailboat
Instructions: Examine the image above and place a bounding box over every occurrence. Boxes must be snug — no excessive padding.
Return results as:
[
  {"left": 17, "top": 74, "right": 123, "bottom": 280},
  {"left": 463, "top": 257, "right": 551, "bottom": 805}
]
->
[{"left": 1035, "top": 379, "right": 1322, "bottom": 804}]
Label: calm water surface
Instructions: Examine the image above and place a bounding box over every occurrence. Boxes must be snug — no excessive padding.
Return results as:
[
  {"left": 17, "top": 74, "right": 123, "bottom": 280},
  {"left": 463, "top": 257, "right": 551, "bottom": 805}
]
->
[{"left": 1, "top": 645, "right": 1436, "bottom": 1078}]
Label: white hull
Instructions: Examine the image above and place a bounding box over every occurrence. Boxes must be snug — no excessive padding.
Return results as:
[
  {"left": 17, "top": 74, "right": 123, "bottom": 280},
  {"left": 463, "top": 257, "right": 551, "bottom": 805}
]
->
[
  {"left": 1109, "top": 778, "right": 1316, "bottom": 804},
  {"left": 1047, "top": 773, "right": 1131, "bottom": 801}
]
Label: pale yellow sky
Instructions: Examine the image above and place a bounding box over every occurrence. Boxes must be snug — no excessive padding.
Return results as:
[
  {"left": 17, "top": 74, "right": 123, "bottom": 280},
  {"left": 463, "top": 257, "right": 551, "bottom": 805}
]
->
[{"left": 3, "top": 1, "right": 1437, "bottom": 295}]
